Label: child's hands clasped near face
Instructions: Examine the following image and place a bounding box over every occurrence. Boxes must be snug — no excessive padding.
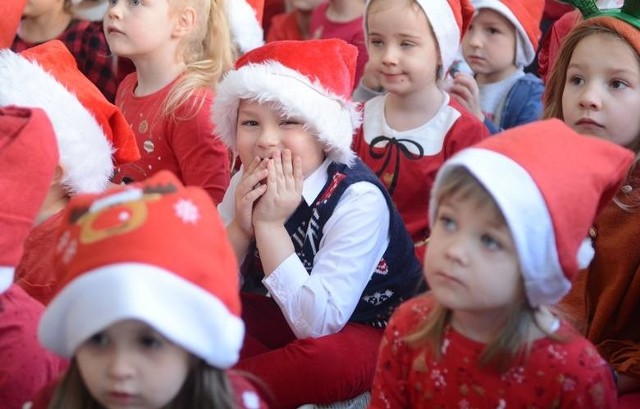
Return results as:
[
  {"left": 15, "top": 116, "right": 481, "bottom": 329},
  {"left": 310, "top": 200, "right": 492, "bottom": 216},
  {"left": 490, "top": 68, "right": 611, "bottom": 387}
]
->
[{"left": 252, "top": 149, "right": 303, "bottom": 227}]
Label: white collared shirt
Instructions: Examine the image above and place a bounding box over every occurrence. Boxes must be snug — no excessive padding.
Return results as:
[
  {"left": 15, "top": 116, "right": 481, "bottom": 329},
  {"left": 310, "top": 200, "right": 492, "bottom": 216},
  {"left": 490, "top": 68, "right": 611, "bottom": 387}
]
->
[{"left": 218, "top": 159, "right": 390, "bottom": 339}]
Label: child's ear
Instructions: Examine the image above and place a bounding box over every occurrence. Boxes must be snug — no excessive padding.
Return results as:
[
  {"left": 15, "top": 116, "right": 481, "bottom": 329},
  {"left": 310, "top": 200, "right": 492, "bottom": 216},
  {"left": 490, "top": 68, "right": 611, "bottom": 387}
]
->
[
  {"left": 172, "top": 6, "right": 196, "bottom": 38},
  {"left": 52, "top": 164, "right": 65, "bottom": 186}
]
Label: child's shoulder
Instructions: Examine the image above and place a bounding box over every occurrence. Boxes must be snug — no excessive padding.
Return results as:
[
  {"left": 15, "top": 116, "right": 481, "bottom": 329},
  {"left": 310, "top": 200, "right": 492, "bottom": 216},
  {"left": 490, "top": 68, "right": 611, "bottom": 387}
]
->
[{"left": 387, "top": 294, "right": 435, "bottom": 332}]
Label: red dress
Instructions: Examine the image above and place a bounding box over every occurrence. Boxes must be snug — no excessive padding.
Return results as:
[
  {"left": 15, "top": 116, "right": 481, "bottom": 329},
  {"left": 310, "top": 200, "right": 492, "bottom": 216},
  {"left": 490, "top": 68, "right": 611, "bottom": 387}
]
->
[
  {"left": 370, "top": 295, "right": 618, "bottom": 409},
  {"left": 353, "top": 94, "right": 489, "bottom": 262},
  {"left": 113, "top": 73, "right": 230, "bottom": 204}
]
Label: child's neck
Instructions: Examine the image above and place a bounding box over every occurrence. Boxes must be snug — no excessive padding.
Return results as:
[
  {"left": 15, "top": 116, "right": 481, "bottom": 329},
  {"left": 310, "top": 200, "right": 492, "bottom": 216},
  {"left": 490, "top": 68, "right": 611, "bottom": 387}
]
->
[
  {"left": 475, "top": 65, "right": 519, "bottom": 86},
  {"left": 296, "top": 9, "right": 314, "bottom": 39},
  {"left": 384, "top": 85, "right": 444, "bottom": 131},
  {"left": 36, "top": 184, "right": 69, "bottom": 226},
  {"left": 451, "top": 309, "right": 509, "bottom": 344},
  {"left": 326, "top": 0, "right": 365, "bottom": 23},
  {"left": 132, "top": 59, "right": 186, "bottom": 97},
  {"left": 19, "top": 10, "right": 73, "bottom": 43}
]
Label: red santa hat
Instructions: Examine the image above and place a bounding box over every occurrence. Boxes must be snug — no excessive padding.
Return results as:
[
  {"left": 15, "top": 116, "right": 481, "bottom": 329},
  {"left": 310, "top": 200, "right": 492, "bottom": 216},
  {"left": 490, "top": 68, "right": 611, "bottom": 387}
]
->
[
  {"left": 0, "top": 0, "right": 26, "bottom": 48},
  {"left": 0, "top": 106, "right": 59, "bottom": 293},
  {"left": 213, "top": 38, "right": 360, "bottom": 165},
  {"left": 429, "top": 119, "right": 634, "bottom": 307},
  {"left": 471, "top": 0, "right": 545, "bottom": 67},
  {"left": 226, "top": 0, "right": 265, "bottom": 54},
  {"left": 365, "top": 0, "right": 475, "bottom": 77},
  {"left": 39, "top": 171, "right": 244, "bottom": 368},
  {"left": 0, "top": 40, "right": 140, "bottom": 195}
]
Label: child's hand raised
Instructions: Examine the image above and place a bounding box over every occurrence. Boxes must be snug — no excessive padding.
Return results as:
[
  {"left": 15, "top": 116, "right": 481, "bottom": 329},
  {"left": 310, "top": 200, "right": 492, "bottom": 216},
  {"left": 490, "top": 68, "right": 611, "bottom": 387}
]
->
[
  {"left": 448, "top": 72, "right": 485, "bottom": 123},
  {"left": 231, "top": 156, "right": 269, "bottom": 239},
  {"left": 253, "top": 150, "right": 303, "bottom": 227}
]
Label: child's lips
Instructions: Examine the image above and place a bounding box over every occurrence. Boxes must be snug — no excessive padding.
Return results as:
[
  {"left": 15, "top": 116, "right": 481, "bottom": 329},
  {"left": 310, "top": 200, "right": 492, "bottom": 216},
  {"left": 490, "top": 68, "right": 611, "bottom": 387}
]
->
[
  {"left": 576, "top": 118, "right": 603, "bottom": 128},
  {"left": 107, "top": 26, "right": 124, "bottom": 35}
]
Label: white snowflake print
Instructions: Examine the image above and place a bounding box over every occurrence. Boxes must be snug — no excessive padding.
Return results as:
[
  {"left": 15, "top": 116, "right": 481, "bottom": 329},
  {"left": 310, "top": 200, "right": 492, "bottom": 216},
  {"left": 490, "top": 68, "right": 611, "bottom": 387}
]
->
[
  {"left": 174, "top": 199, "right": 200, "bottom": 224},
  {"left": 430, "top": 367, "right": 447, "bottom": 389},
  {"left": 441, "top": 337, "right": 451, "bottom": 355},
  {"left": 56, "top": 230, "right": 71, "bottom": 255},
  {"left": 547, "top": 344, "right": 568, "bottom": 364},
  {"left": 562, "top": 376, "right": 578, "bottom": 392},
  {"left": 496, "top": 399, "right": 507, "bottom": 409},
  {"left": 61, "top": 239, "right": 78, "bottom": 265},
  {"left": 459, "top": 399, "right": 471, "bottom": 409},
  {"left": 501, "top": 366, "right": 525, "bottom": 384},
  {"left": 242, "top": 391, "right": 260, "bottom": 409}
]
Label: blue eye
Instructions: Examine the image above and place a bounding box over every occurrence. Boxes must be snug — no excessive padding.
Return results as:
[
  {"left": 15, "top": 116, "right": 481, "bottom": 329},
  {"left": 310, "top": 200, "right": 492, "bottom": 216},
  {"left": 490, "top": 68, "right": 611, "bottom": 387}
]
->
[
  {"left": 480, "top": 233, "right": 502, "bottom": 250},
  {"left": 439, "top": 215, "right": 456, "bottom": 231}
]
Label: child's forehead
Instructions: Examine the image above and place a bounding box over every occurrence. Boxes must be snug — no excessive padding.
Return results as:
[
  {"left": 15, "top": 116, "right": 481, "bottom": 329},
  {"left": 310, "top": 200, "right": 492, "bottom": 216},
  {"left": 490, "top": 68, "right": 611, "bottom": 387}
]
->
[{"left": 473, "top": 8, "right": 514, "bottom": 27}]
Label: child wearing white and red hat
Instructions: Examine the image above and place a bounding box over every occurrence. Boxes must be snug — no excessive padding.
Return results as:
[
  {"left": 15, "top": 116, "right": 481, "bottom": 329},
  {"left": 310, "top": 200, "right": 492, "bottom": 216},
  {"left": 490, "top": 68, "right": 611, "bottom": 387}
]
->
[
  {"left": 448, "top": 0, "right": 546, "bottom": 134},
  {"left": 0, "top": 106, "right": 69, "bottom": 409},
  {"left": 28, "top": 170, "right": 267, "bottom": 409},
  {"left": 0, "top": 40, "right": 140, "bottom": 306},
  {"left": 213, "top": 38, "right": 424, "bottom": 408},
  {"left": 369, "top": 119, "right": 624, "bottom": 408},
  {"left": 226, "top": 0, "right": 265, "bottom": 55},
  {"left": 353, "top": 0, "right": 490, "bottom": 265}
]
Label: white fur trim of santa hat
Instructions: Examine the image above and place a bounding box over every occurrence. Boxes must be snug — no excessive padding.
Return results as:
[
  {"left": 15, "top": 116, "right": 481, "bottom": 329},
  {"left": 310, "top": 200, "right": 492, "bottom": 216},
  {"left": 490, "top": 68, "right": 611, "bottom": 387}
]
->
[
  {"left": 0, "top": 50, "right": 113, "bottom": 195},
  {"left": 39, "top": 263, "right": 245, "bottom": 368},
  {"left": 214, "top": 61, "right": 360, "bottom": 166},
  {"left": 430, "top": 148, "right": 572, "bottom": 307},
  {"left": 226, "top": 0, "right": 264, "bottom": 54},
  {"left": 471, "top": 0, "right": 544, "bottom": 67}
]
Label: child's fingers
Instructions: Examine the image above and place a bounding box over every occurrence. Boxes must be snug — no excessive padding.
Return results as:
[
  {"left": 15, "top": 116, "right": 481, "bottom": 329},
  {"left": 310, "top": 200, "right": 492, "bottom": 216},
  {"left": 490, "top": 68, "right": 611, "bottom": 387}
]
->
[
  {"left": 293, "top": 155, "right": 303, "bottom": 193},
  {"left": 240, "top": 164, "right": 268, "bottom": 195},
  {"left": 281, "top": 149, "right": 295, "bottom": 189}
]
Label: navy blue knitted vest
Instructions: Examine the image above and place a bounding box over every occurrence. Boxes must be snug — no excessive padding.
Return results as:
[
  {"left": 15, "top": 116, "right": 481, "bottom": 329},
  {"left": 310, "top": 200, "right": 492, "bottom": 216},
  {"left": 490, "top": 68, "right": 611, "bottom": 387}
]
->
[{"left": 242, "top": 159, "right": 424, "bottom": 328}]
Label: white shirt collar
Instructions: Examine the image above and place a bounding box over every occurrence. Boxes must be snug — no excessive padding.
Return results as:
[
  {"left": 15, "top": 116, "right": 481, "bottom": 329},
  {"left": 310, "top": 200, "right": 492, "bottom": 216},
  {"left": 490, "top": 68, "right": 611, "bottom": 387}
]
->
[
  {"left": 301, "top": 159, "right": 331, "bottom": 206},
  {"left": 0, "top": 267, "right": 15, "bottom": 294}
]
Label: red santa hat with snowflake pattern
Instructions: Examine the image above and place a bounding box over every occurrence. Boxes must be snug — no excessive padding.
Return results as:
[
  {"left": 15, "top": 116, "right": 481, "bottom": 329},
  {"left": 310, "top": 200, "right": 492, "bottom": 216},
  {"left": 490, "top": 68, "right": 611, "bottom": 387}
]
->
[
  {"left": 471, "top": 0, "right": 545, "bottom": 67},
  {"left": 429, "top": 119, "right": 634, "bottom": 307},
  {"left": 39, "top": 171, "right": 244, "bottom": 368},
  {"left": 365, "top": 0, "right": 475, "bottom": 77},
  {"left": 213, "top": 38, "right": 360, "bottom": 165},
  {"left": 226, "top": 0, "right": 265, "bottom": 54},
  {"left": 0, "top": 107, "right": 59, "bottom": 293},
  {"left": 0, "top": 41, "right": 140, "bottom": 195}
]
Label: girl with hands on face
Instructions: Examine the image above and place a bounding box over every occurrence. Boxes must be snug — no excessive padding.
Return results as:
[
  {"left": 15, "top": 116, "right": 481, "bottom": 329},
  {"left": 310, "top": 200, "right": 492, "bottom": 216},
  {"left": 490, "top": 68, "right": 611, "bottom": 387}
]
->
[{"left": 213, "top": 39, "right": 424, "bottom": 408}]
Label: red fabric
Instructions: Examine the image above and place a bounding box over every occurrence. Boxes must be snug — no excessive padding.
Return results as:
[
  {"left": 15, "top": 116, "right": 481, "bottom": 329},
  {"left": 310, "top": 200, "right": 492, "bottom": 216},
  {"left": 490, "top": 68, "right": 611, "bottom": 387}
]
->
[
  {"left": 18, "top": 40, "right": 140, "bottom": 165},
  {"left": 544, "top": 0, "right": 574, "bottom": 21},
  {"left": 29, "top": 368, "right": 268, "bottom": 409},
  {"left": 538, "top": 10, "right": 582, "bottom": 83},
  {"left": 15, "top": 210, "right": 65, "bottom": 306},
  {"left": 113, "top": 73, "right": 230, "bottom": 204},
  {"left": 0, "top": 285, "right": 68, "bottom": 409},
  {"left": 309, "top": 2, "right": 367, "bottom": 91},
  {"left": 266, "top": 11, "right": 303, "bottom": 42},
  {"left": 353, "top": 97, "right": 489, "bottom": 262},
  {"left": 236, "top": 293, "right": 383, "bottom": 409},
  {"left": 0, "top": 107, "right": 59, "bottom": 268},
  {"left": 620, "top": 393, "right": 640, "bottom": 409},
  {"left": 0, "top": 0, "right": 25, "bottom": 48},
  {"left": 262, "top": 0, "right": 286, "bottom": 36},
  {"left": 370, "top": 295, "right": 618, "bottom": 408},
  {"left": 12, "top": 20, "right": 119, "bottom": 103}
]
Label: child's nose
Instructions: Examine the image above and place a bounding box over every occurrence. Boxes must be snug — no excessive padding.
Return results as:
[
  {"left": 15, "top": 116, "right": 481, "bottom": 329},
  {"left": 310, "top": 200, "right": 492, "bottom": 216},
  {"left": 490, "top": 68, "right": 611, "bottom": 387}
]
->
[
  {"left": 382, "top": 46, "right": 398, "bottom": 65},
  {"left": 578, "top": 85, "right": 602, "bottom": 110},
  {"left": 107, "top": 1, "right": 123, "bottom": 18},
  {"left": 106, "top": 350, "right": 136, "bottom": 379},
  {"left": 256, "top": 127, "right": 279, "bottom": 149},
  {"left": 444, "top": 236, "right": 469, "bottom": 264}
]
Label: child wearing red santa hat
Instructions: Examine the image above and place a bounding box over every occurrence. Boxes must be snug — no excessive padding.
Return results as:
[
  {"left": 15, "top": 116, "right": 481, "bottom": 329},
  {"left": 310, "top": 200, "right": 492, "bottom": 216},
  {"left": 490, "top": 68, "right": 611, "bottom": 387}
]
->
[
  {"left": 0, "top": 106, "right": 69, "bottom": 409},
  {"left": 449, "top": 0, "right": 546, "bottom": 134},
  {"left": 370, "top": 119, "right": 624, "bottom": 408},
  {"left": 0, "top": 40, "right": 139, "bottom": 306},
  {"left": 213, "top": 38, "right": 424, "bottom": 408},
  {"left": 28, "top": 170, "right": 267, "bottom": 409},
  {"left": 353, "top": 0, "right": 489, "bottom": 265}
]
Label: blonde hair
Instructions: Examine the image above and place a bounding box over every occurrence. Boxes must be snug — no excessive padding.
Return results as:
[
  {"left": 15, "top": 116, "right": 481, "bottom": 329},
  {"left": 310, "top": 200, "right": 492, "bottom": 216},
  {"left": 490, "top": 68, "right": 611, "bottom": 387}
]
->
[
  {"left": 48, "top": 358, "right": 238, "bottom": 409},
  {"left": 406, "top": 167, "right": 554, "bottom": 373},
  {"left": 543, "top": 22, "right": 640, "bottom": 210},
  {"left": 163, "top": 0, "right": 234, "bottom": 118}
]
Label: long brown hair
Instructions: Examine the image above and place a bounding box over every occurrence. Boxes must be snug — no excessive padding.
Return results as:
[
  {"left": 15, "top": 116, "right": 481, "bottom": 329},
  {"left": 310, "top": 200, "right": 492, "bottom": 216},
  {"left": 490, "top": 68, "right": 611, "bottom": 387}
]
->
[
  {"left": 48, "top": 358, "right": 238, "bottom": 409},
  {"left": 543, "top": 22, "right": 640, "bottom": 210},
  {"left": 405, "top": 167, "right": 555, "bottom": 373}
]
